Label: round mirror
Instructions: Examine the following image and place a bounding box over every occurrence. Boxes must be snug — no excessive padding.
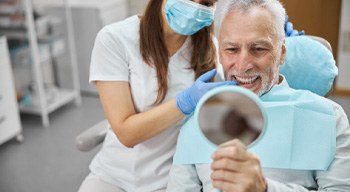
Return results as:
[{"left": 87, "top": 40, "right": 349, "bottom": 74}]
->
[{"left": 195, "top": 86, "right": 267, "bottom": 146}]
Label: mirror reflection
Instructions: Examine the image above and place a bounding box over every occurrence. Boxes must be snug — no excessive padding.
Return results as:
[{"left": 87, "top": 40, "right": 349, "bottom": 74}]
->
[{"left": 198, "top": 89, "right": 265, "bottom": 146}]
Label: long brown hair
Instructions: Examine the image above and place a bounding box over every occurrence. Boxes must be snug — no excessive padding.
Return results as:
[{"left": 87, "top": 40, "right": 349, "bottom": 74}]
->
[{"left": 140, "top": 0, "right": 217, "bottom": 105}]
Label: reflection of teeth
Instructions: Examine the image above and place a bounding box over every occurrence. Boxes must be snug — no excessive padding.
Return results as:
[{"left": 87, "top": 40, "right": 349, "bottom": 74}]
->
[{"left": 235, "top": 76, "right": 259, "bottom": 84}]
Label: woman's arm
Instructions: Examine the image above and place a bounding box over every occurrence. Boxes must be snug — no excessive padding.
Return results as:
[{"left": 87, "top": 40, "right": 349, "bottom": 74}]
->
[
  {"left": 96, "top": 81, "right": 184, "bottom": 148},
  {"left": 97, "top": 69, "right": 234, "bottom": 147}
]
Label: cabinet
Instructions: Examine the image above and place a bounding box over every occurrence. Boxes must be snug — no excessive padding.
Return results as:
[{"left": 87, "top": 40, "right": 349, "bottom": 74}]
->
[
  {"left": 42, "top": 0, "right": 128, "bottom": 94},
  {"left": 0, "top": 36, "right": 23, "bottom": 145},
  {"left": 0, "top": 0, "right": 81, "bottom": 127}
]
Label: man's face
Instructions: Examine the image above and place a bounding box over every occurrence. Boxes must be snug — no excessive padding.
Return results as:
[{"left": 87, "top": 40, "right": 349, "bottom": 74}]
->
[{"left": 219, "top": 7, "right": 286, "bottom": 96}]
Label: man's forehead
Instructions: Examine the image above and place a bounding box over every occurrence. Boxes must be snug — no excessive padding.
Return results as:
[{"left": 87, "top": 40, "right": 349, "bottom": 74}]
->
[
  {"left": 220, "top": 10, "right": 277, "bottom": 45},
  {"left": 221, "top": 38, "right": 274, "bottom": 47}
]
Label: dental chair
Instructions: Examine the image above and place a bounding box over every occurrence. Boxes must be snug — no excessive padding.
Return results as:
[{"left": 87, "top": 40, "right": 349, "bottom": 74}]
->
[{"left": 75, "top": 35, "right": 337, "bottom": 152}]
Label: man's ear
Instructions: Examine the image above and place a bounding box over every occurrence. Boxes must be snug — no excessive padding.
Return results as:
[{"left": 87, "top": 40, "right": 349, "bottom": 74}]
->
[{"left": 279, "top": 40, "right": 286, "bottom": 65}]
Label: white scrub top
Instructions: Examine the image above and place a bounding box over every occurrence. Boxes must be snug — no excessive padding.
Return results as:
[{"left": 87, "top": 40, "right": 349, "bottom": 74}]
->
[{"left": 89, "top": 15, "right": 195, "bottom": 191}]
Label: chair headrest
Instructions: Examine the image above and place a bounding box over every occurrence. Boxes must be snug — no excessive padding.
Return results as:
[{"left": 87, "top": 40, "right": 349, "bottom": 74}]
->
[{"left": 279, "top": 36, "right": 338, "bottom": 96}]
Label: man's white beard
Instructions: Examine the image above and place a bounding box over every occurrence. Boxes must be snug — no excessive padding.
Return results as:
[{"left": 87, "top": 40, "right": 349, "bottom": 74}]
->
[{"left": 256, "top": 69, "right": 279, "bottom": 96}]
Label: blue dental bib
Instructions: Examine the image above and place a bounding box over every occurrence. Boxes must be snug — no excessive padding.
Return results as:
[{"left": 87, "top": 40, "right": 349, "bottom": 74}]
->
[{"left": 173, "top": 85, "right": 336, "bottom": 170}]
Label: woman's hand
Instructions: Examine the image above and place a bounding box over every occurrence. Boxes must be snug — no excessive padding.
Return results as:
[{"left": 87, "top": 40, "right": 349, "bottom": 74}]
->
[
  {"left": 285, "top": 15, "right": 304, "bottom": 37},
  {"left": 211, "top": 139, "right": 267, "bottom": 192},
  {"left": 176, "top": 69, "right": 236, "bottom": 115}
]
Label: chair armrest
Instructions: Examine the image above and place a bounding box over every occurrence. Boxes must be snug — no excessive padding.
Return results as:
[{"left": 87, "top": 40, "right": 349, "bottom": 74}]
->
[
  {"left": 306, "top": 35, "right": 332, "bottom": 52},
  {"left": 75, "top": 119, "right": 109, "bottom": 152}
]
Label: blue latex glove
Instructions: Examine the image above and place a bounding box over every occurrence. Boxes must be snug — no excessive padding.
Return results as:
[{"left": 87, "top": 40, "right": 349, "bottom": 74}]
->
[
  {"left": 285, "top": 15, "right": 305, "bottom": 37},
  {"left": 176, "top": 69, "right": 236, "bottom": 115}
]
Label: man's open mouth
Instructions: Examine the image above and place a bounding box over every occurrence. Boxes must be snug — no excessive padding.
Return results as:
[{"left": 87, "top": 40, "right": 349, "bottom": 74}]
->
[{"left": 233, "top": 75, "right": 260, "bottom": 85}]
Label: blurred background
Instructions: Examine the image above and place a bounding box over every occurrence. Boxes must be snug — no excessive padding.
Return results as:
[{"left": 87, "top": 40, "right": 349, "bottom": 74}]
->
[{"left": 0, "top": 0, "right": 349, "bottom": 192}]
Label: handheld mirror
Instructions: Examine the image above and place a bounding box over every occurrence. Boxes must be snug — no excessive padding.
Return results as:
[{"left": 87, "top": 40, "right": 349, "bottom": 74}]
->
[{"left": 195, "top": 86, "right": 267, "bottom": 146}]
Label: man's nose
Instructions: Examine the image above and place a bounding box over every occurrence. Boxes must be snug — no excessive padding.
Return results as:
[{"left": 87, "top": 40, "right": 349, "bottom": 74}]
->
[{"left": 235, "top": 50, "right": 253, "bottom": 73}]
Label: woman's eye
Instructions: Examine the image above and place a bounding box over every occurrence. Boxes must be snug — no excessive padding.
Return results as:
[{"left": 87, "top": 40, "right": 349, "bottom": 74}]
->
[
  {"left": 190, "top": 0, "right": 214, "bottom": 7},
  {"left": 201, "top": 2, "right": 212, "bottom": 6},
  {"left": 196, "top": 0, "right": 213, "bottom": 7}
]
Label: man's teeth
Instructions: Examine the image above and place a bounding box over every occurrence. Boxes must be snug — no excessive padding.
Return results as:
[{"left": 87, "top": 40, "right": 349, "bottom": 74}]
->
[{"left": 235, "top": 76, "right": 258, "bottom": 84}]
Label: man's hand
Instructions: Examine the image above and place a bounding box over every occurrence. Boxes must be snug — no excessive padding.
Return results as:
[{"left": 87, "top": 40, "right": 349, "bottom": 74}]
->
[{"left": 211, "top": 139, "right": 267, "bottom": 192}]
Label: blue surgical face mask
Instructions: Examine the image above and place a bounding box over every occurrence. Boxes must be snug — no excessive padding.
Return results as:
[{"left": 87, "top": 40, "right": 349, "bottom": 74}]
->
[{"left": 164, "top": 0, "right": 215, "bottom": 36}]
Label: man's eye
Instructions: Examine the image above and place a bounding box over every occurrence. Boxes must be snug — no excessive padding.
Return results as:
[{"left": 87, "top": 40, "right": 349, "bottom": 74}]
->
[
  {"left": 250, "top": 47, "right": 269, "bottom": 57},
  {"left": 254, "top": 47, "right": 267, "bottom": 52},
  {"left": 252, "top": 47, "right": 269, "bottom": 54},
  {"left": 226, "top": 48, "right": 238, "bottom": 53}
]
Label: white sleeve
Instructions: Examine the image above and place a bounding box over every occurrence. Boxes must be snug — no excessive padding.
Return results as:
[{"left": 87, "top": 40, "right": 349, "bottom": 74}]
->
[
  {"left": 166, "top": 164, "right": 202, "bottom": 192},
  {"left": 196, "top": 164, "right": 220, "bottom": 192},
  {"left": 267, "top": 102, "right": 350, "bottom": 192},
  {"left": 89, "top": 27, "right": 129, "bottom": 84}
]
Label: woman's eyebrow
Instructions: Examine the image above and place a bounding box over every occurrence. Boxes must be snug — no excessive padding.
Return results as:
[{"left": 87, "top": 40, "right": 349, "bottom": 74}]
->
[{"left": 206, "top": 0, "right": 217, "bottom": 3}]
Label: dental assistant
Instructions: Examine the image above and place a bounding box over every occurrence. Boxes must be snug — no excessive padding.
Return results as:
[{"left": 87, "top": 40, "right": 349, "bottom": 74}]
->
[{"left": 78, "top": 0, "right": 236, "bottom": 191}]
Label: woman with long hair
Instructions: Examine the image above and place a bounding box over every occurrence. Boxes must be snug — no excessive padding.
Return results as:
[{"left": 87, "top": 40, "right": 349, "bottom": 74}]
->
[{"left": 78, "top": 0, "right": 234, "bottom": 191}]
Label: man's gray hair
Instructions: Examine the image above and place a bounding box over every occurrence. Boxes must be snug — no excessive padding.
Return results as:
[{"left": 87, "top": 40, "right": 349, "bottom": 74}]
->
[{"left": 218, "top": 0, "right": 286, "bottom": 39}]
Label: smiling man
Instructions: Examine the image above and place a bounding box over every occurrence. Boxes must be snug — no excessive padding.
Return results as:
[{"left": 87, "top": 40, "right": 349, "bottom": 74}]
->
[
  {"left": 166, "top": 0, "right": 350, "bottom": 192},
  {"left": 219, "top": 2, "right": 285, "bottom": 96}
]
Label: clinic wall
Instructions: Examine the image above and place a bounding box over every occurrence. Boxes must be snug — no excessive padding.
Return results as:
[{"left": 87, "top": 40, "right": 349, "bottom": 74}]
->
[
  {"left": 335, "top": 0, "right": 350, "bottom": 94},
  {"left": 129, "top": 0, "right": 148, "bottom": 15},
  {"left": 280, "top": 0, "right": 341, "bottom": 58},
  {"left": 279, "top": 0, "right": 350, "bottom": 95}
]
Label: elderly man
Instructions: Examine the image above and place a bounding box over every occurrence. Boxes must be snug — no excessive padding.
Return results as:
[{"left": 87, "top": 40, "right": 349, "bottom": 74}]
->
[{"left": 166, "top": 0, "right": 350, "bottom": 192}]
